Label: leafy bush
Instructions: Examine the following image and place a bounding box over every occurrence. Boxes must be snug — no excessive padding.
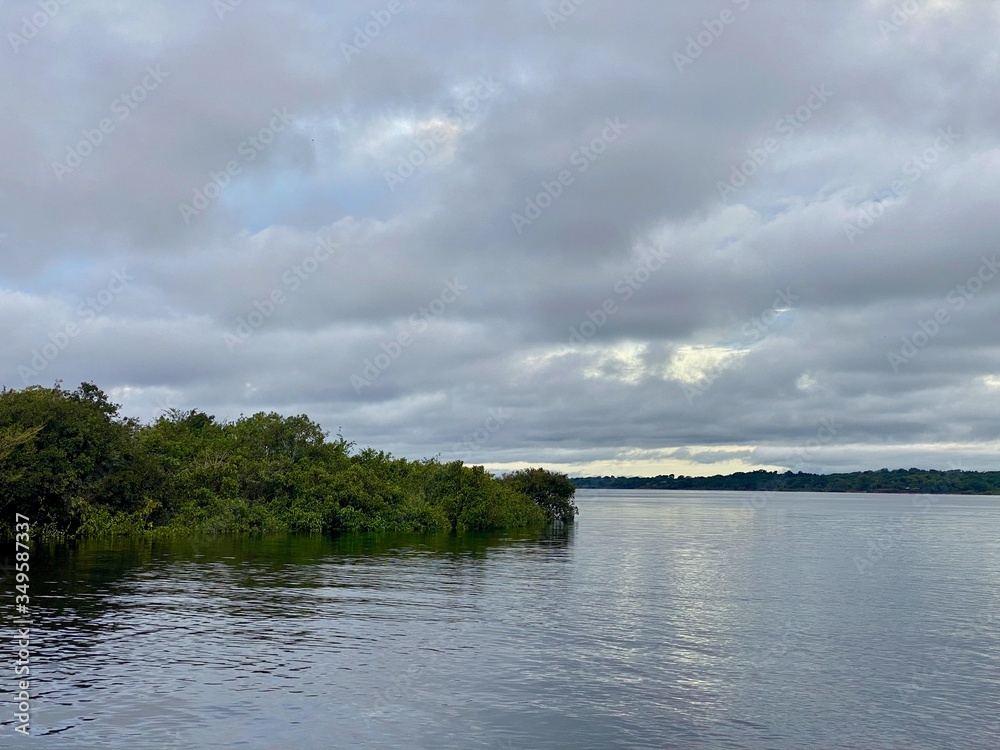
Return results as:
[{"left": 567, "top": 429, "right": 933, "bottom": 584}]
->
[
  {"left": 0, "top": 382, "right": 574, "bottom": 539},
  {"left": 501, "top": 468, "right": 579, "bottom": 522}
]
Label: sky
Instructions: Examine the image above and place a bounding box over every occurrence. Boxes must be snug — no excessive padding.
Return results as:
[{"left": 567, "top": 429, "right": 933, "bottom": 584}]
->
[{"left": 1, "top": 0, "right": 999, "bottom": 477}]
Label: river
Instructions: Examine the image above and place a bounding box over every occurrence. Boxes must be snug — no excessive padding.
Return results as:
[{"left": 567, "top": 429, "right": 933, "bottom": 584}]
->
[{"left": 6, "top": 490, "right": 999, "bottom": 749}]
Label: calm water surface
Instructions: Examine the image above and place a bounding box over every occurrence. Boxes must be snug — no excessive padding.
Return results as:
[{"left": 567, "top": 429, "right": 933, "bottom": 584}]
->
[{"left": 5, "top": 490, "right": 1000, "bottom": 749}]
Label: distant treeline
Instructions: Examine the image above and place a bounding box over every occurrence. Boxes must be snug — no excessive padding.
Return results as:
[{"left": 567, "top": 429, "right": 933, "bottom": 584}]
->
[
  {"left": 1, "top": 382, "right": 577, "bottom": 540},
  {"left": 573, "top": 468, "right": 1000, "bottom": 495}
]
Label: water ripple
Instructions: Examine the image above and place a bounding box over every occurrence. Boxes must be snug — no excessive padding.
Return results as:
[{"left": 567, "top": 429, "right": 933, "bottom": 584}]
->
[{"left": 4, "top": 493, "right": 998, "bottom": 749}]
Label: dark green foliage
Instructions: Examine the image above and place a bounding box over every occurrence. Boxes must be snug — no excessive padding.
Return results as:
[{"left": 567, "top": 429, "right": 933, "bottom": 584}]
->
[
  {"left": 573, "top": 468, "right": 1000, "bottom": 494},
  {"left": 419, "top": 461, "right": 548, "bottom": 531},
  {"left": 502, "top": 467, "right": 579, "bottom": 522},
  {"left": 0, "top": 382, "right": 569, "bottom": 539},
  {"left": 0, "top": 382, "right": 156, "bottom": 537}
]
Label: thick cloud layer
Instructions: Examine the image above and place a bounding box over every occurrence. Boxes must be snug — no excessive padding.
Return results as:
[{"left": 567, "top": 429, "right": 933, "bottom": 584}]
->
[{"left": 3, "top": 0, "right": 999, "bottom": 475}]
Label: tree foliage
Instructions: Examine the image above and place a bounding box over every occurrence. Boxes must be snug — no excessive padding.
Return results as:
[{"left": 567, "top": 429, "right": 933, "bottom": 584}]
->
[
  {"left": 573, "top": 468, "right": 1000, "bottom": 494},
  {"left": 502, "top": 467, "right": 579, "bottom": 522},
  {"left": 0, "top": 382, "right": 153, "bottom": 535},
  {"left": 0, "top": 382, "right": 573, "bottom": 539}
]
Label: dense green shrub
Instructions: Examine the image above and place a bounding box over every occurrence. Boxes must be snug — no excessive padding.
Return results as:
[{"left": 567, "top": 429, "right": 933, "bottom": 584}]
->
[
  {"left": 0, "top": 382, "right": 154, "bottom": 537},
  {"left": 502, "top": 467, "right": 579, "bottom": 522},
  {"left": 0, "top": 382, "right": 574, "bottom": 539}
]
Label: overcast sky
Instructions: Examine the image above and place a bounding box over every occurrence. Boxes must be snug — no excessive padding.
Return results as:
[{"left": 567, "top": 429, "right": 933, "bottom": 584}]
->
[{"left": 2, "top": 0, "right": 999, "bottom": 477}]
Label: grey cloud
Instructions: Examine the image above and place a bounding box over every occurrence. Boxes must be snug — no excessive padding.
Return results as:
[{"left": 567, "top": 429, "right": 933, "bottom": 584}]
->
[{"left": 2, "top": 0, "right": 1000, "bottom": 476}]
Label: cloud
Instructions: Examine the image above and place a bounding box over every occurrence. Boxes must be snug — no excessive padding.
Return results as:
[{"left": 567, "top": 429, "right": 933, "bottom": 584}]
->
[{"left": 2, "top": 0, "right": 1000, "bottom": 475}]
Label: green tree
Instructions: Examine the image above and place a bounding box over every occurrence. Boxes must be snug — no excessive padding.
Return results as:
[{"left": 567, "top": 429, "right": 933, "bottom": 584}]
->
[
  {"left": 1, "top": 382, "right": 577, "bottom": 538},
  {"left": 0, "top": 382, "right": 153, "bottom": 535},
  {"left": 502, "top": 467, "right": 578, "bottom": 522}
]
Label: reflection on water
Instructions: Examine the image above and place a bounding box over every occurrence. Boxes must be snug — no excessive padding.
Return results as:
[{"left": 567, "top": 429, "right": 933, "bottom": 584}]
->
[{"left": 3, "top": 491, "right": 999, "bottom": 749}]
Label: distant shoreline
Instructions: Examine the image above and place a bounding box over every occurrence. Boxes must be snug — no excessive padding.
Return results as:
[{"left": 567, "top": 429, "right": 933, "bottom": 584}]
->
[{"left": 571, "top": 468, "right": 1000, "bottom": 495}]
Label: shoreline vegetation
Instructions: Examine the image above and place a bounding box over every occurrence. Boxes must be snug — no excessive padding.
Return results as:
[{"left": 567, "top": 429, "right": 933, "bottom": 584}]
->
[
  {"left": 0, "top": 382, "right": 577, "bottom": 541},
  {"left": 572, "top": 469, "right": 1000, "bottom": 495}
]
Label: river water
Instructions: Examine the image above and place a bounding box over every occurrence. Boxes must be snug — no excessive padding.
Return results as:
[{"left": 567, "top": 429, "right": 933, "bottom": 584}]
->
[{"left": 5, "top": 490, "right": 999, "bottom": 749}]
